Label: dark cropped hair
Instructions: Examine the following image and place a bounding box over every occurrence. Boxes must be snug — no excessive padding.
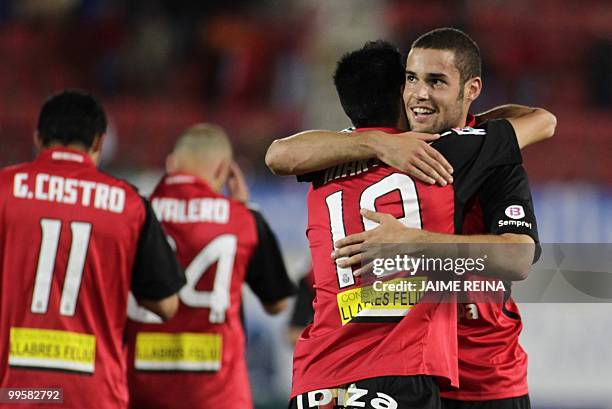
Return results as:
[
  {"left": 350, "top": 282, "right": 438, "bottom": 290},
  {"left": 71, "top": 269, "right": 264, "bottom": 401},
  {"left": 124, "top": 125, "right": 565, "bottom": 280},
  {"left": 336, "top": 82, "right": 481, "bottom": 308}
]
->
[
  {"left": 37, "top": 90, "right": 107, "bottom": 148},
  {"left": 412, "top": 27, "right": 481, "bottom": 84},
  {"left": 333, "top": 40, "right": 405, "bottom": 128}
]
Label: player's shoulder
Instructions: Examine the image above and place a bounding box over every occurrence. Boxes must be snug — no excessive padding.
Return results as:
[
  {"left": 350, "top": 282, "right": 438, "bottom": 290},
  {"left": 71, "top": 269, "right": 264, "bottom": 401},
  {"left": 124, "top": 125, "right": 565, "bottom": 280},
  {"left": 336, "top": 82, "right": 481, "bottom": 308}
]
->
[
  {"left": 0, "top": 161, "right": 32, "bottom": 177},
  {"left": 95, "top": 169, "right": 142, "bottom": 196}
]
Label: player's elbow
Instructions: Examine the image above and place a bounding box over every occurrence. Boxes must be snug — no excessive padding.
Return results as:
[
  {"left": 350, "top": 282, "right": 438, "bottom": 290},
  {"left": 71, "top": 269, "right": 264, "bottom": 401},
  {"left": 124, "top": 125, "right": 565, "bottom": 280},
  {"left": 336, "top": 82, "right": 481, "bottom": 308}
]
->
[
  {"left": 536, "top": 109, "right": 557, "bottom": 140},
  {"left": 137, "top": 294, "right": 179, "bottom": 321},
  {"left": 265, "top": 140, "right": 294, "bottom": 175},
  {"left": 263, "top": 298, "right": 289, "bottom": 315},
  {"left": 499, "top": 234, "right": 535, "bottom": 281}
]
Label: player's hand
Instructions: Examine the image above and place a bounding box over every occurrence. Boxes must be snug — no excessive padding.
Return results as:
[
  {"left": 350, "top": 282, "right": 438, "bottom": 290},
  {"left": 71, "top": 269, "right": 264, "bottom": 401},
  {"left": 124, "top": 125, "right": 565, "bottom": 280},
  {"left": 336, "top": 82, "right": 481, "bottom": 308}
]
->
[
  {"left": 227, "top": 161, "right": 250, "bottom": 203},
  {"left": 374, "top": 132, "right": 453, "bottom": 186},
  {"left": 332, "top": 209, "right": 425, "bottom": 276}
]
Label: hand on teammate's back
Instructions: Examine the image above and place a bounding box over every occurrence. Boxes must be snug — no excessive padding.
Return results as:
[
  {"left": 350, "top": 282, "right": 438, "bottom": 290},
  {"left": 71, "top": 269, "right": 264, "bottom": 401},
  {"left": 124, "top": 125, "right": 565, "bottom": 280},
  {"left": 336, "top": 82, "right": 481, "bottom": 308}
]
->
[
  {"left": 374, "top": 131, "right": 453, "bottom": 186},
  {"left": 227, "top": 160, "right": 250, "bottom": 203}
]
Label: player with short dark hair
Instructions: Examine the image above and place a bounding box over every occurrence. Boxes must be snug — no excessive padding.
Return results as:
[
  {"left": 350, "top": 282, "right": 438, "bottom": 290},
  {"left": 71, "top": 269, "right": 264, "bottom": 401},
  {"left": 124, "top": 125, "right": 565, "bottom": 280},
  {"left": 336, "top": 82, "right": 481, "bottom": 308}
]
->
[
  {"left": 0, "top": 90, "right": 185, "bottom": 409},
  {"left": 269, "top": 29, "right": 550, "bottom": 409},
  {"left": 333, "top": 40, "right": 406, "bottom": 129},
  {"left": 126, "top": 123, "right": 296, "bottom": 409},
  {"left": 282, "top": 40, "right": 545, "bottom": 409},
  {"left": 37, "top": 90, "right": 108, "bottom": 148},
  {"left": 411, "top": 27, "right": 481, "bottom": 85}
]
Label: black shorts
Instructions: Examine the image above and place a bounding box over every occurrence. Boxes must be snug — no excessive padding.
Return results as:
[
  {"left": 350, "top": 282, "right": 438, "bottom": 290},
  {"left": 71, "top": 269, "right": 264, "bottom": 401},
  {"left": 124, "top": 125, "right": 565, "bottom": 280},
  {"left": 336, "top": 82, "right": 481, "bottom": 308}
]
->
[
  {"left": 289, "top": 375, "right": 440, "bottom": 409},
  {"left": 441, "top": 395, "right": 530, "bottom": 409}
]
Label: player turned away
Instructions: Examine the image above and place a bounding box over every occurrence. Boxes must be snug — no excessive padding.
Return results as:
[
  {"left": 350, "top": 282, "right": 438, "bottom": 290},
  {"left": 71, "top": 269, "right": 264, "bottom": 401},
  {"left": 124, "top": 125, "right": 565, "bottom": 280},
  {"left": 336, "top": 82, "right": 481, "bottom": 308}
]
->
[
  {"left": 268, "top": 40, "right": 547, "bottom": 409},
  {"left": 268, "top": 29, "right": 554, "bottom": 409},
  {"left": 126, "top": 124, "right": 296, "bottom": 409},
  {"left": 0, "top": 90, "right": 185, "bottom": 409}
]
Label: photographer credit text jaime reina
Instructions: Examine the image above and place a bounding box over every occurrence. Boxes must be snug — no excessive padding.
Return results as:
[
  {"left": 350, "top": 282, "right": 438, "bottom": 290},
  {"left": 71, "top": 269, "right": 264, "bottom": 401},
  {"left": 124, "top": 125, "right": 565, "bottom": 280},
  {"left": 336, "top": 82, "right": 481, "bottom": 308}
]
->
[{"left": 370, "top": 254, "right": 507, "bottom": 293}]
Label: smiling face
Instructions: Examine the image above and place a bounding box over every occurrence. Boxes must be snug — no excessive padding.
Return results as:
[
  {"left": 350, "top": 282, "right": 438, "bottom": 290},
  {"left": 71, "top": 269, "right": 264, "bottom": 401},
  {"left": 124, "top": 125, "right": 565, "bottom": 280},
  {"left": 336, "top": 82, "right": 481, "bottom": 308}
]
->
[{"left": 403, "top": 48, "right": 480, "bottom": 133}]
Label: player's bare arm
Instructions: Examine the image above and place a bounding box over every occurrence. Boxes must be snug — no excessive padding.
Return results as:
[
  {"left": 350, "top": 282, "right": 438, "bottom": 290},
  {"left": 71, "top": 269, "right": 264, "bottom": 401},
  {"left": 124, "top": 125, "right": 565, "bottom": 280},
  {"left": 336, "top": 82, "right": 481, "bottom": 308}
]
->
[
  {"left": 265, "top": 129, "right": 453, "bottom": 185},
  {"left": 333, "top": 209, "right": 535, "bottom": 281},
  {"left": 137, "top": 294, "right": 180, "bottom": 321},
  {"left": 477, "top": 104, "right": 557, "bottom": 148}
]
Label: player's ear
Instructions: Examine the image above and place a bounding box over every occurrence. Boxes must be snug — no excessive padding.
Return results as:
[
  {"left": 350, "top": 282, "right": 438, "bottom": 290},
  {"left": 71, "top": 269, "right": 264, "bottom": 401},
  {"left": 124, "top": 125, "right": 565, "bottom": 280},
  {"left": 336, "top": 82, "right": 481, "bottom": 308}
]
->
[
  {"left": 91, "top": 133, "right": 105, "bottom": 154},
  {"left": 465, "top": 77, "right": 482, "bottom": 103},
  {"left": 214, "top": 158, "right": 231, "bottom": 185}
]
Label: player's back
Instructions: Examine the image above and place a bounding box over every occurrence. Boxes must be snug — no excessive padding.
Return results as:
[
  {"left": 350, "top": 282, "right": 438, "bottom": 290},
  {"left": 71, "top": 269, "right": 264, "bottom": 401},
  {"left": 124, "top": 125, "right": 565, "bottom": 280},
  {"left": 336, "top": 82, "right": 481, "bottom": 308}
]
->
[
  {"left": 0, "top": 148, "right": 148, "bottom": 409},
  {"left": 292, "top": 121, "right": 524, "bottom": 398},
  {"left": 126, "top": 173, "right": 259, "bottom": 409},
  {"left": 292, "top": 137, "right": 459, "bottom": 397}
]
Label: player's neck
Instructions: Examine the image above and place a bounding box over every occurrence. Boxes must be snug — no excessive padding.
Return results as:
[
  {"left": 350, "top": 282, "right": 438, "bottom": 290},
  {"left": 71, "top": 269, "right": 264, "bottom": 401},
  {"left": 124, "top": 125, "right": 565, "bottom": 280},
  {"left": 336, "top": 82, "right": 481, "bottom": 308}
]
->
[
  {"left": 40, "top": 142, "right": 96, "bottom": 159},
  {"left": 172, "top": 169, "right": 222, "bottom": 193}
]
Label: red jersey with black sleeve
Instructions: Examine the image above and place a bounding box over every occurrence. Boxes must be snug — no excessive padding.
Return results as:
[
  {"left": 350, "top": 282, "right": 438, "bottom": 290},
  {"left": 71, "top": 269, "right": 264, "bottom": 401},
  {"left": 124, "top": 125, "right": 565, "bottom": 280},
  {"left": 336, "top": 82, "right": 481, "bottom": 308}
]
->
[
  {"left": 125, "top": 173, "right": 295, "bottom": 409},
  {"left": 291, "top": 119, "right": 523, "bottom": 397},
  {"left": 443, "top": 162, "right": 539, "bottom": 401},
  {"left": 0, "top": 148, "right": 185, "bottom": 409}
]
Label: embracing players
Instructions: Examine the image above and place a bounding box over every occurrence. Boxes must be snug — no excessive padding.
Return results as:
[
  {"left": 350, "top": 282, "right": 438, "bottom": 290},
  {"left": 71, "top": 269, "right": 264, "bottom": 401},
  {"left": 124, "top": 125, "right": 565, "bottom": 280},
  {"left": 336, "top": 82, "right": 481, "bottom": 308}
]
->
[
  {"left": 267, "top": 29, "right": 554, "bottom": 409},
  {"left": 126, "top": 123, "right": 296, "bottom": 409}
]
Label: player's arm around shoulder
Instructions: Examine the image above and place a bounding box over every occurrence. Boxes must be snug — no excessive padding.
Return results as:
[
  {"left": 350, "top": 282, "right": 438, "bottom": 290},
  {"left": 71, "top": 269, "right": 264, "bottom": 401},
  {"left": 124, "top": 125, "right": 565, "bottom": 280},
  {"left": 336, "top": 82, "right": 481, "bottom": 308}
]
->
[
  {"left": 265, "top": 129, "right": 377, "bottom": 176},
  {"left": 131, "top": 196, "right": 185, "bottom": 321},
  {"left": 477, "top": 104, "right": 557, "bottom": 149},
  {"left": 265, "top": 129, "right": 453, "bottom": 186}
]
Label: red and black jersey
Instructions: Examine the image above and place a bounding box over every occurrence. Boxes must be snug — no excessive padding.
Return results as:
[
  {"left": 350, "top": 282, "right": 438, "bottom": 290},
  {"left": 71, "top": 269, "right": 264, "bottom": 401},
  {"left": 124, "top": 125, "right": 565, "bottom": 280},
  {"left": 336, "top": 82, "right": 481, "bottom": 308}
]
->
[
  {"left": 125, "top": 173, "right": 295, "bottom": 409},
  {"left": 291, "top": 119, "right": 523, "bottom": 397},
  {"left": 443, "top": 162, "right": 539, "bottom": 401},
  {"left": 0, "top": 148, "right": 184, "bottom": 409}
]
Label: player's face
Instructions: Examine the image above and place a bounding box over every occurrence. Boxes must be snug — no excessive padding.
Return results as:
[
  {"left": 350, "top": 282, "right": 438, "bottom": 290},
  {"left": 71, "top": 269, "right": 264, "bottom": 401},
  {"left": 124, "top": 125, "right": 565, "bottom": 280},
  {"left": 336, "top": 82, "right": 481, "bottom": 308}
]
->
[{"left": 403, "top": 48, "right": 467, "bottom": 133}]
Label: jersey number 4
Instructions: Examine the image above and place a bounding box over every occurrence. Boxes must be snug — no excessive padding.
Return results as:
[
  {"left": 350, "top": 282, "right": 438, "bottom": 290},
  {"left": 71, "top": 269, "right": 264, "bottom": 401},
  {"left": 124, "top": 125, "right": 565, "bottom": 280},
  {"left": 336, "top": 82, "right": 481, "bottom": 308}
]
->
[
  {"left": 31, "top": 218, "right": 92, "bottom": 317},
  {"left": 128, "top": 234, "right": 237, "bottom": 324},
  {"left": 325, "top": 173, "right": 422, "bottom": 289}
]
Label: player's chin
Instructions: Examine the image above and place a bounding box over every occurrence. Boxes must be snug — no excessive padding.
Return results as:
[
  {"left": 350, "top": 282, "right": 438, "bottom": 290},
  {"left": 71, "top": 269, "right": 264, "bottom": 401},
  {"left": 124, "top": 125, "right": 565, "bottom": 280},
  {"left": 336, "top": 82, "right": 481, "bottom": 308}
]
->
[{"left": 408, "top": 118, "right": 438, "bottom": 134}]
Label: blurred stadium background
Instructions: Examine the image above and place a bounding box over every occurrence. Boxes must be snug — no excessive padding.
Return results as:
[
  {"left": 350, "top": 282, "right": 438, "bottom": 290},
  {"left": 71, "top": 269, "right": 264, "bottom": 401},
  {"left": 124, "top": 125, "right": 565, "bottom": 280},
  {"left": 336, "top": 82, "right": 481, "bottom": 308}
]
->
[{"left": 0, "top": 1, "right": 611, "bottom": 408}]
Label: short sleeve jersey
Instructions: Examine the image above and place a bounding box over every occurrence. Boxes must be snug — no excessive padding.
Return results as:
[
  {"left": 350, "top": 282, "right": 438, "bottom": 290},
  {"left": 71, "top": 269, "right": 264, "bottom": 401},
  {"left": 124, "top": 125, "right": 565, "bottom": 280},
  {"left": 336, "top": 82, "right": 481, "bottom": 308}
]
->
[
  {"left": 0, "top": 148, "right": 184, "bottom": 409},
  {"left": 291, "top": 119, "right": 523, "bottom": 397},
  {"left": 125, "top": 173, "right": 295, "bottom": 409}
]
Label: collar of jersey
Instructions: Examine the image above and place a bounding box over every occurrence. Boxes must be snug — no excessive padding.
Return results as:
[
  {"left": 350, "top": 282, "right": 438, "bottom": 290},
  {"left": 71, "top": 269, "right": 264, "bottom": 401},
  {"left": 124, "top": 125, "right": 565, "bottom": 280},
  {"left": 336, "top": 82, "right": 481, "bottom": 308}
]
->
[
  {"left": 352, "top": 115, "right": 474, "bottom": 135},
  {"left": 354, "top": 127, "right": 401, "bottom": 134},
  {"left": 164, "top": 172, "right": 214, "bottom": 191},
  {"left": 37, "top": 147, "right": 95, "bottom": 167},
  {"left": 466, "top": 113, "right": 476, "bottom": 127}
]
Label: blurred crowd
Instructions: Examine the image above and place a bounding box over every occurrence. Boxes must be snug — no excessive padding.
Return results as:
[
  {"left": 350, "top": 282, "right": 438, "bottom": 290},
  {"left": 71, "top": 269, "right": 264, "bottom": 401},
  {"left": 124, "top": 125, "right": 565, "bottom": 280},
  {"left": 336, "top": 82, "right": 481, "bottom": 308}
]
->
[{"left": 0, "top": 0, "right": 611, "bottom": 182}]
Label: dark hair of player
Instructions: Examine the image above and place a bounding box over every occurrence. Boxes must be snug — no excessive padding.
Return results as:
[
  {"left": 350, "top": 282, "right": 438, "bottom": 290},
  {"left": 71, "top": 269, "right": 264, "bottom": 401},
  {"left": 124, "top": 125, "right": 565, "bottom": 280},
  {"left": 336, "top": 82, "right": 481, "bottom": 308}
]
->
[
  {"left": 37, "top": 90, "right": 107, "bottom": 148},
  {"left": 333, "top": 40, "right": 405, "bottom": 128},
  {"left": 412, "top": 27, "right": 481, "bottom": 84}
]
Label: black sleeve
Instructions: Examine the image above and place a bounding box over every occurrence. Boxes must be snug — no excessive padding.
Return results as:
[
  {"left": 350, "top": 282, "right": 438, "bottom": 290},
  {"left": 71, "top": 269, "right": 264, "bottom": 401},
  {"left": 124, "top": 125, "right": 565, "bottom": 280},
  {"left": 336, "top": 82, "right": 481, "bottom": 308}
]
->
[
  {"left": 478, "top": 165, "right": 539, "bottom": 241},
  {"left": 245, "top": 209, "right": 297, "bottom": 304},
  {"left": 131, "top": 197, "right": 186, "bottom": 300},
  {"left": 290, "top": 276, "right": 315, "bottom": 327},
  {"left": 432, "top": 119, "right": 523, "bottom": 202},
  {"left": 478, "top": 164, "right": 541, "bottom": 262}
]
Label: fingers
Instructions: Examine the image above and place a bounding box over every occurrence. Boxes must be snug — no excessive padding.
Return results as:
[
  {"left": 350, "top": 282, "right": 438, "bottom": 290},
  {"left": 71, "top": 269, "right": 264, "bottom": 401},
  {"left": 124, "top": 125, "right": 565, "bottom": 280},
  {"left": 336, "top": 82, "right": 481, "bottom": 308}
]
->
[
  {"left": 412, "top": 132, "right": 441, "bottom": 141},
  {"left": 336, "top": 253, "right": 362, "bottom": 269},
  {"left": 354, "top": 260, "right": 374, "bottom": 277},
  {"left": 359, "top": 208, "right": 389, "bottom": 223},
  {"left": 332, "top": 243, "right": 362, "bottom": 259},
  {"left": 406, "top": 165, "right": 436, "bottom": 185},
  {"left": 335, "top": 231, "right": 367, "bottom": 248},
  {"left": 423, "top": 144, "right": 453, "bottom": 175},
  {"left": 412, "top": 157, "right": 447, "bottom": 186},
  {"left": 227, "top": 161, "right": 249, "bottom": 202},
  {"left": 417, "top": 149, "right": 453, "bottom": 185}
]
